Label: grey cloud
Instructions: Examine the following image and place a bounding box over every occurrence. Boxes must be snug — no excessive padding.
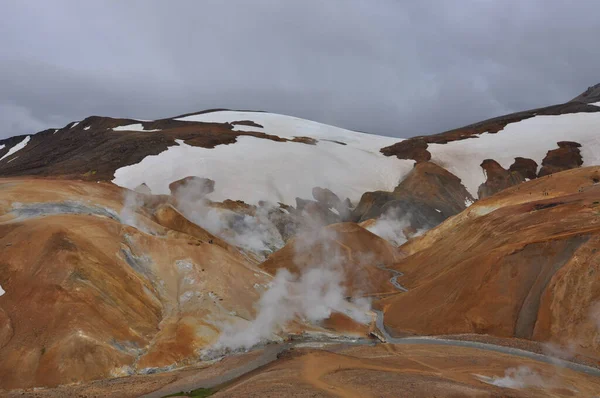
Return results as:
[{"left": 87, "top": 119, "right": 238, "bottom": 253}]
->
[{"left": 1, "top": 0, "right": 599, "bottom": 139}]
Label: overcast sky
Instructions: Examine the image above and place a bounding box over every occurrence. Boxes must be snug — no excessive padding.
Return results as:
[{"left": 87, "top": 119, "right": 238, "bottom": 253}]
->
[{"left": 1, "top": 0, "right": 599, "bottom": 139}]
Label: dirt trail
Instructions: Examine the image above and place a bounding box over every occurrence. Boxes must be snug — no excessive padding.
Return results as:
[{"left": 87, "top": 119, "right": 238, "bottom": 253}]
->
[{"left": 141, "top": 344, "right": 290, "bottom": 398}]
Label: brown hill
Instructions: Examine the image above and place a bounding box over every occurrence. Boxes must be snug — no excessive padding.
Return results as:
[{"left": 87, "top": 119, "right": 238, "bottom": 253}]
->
[
  {"left": 0, "top": 178, "right": 270, "bottom": 389},
  {"left": 0, "top": 178, "right": 387, "bottom": 390},
  {"left": 378, "top": 167, "right": 600, "bottom": 363}
]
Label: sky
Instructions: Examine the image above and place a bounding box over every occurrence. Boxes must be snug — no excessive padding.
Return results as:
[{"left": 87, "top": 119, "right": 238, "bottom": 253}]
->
[{"left": 1, "top": 0, "right": 599, "bottom": 139}]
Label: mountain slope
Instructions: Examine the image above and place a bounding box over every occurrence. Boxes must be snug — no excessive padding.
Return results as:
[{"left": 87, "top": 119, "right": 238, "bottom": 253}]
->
[
  {"left": 378, "top": 166, "right": 600, "bottom": 364},
  {"left": 0, "top": 178, "right": 276, "bottom": 389}
]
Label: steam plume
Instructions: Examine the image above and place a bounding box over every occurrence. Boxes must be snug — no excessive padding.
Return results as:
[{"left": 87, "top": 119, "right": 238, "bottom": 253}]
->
[{"left": 212, "top": 221, "right": 372, "bottom": 352}]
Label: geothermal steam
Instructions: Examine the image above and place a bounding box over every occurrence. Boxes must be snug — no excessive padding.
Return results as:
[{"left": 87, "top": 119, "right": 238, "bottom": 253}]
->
[
  {"left": 476, "top": 366, "right": 550, "bottom": 389},
  {"left": 120, "top": 190, "right": 143, "bottom": 229},
  {"left": 365, "top": 208, "right": 426, "bottom": 246},
  {"left": 214, "top": 222, "right": 372, "bottom": 351},
  {"left": 172, "top": 180, "right": 284, "bottom": 255},
  {"left": 164, "top": 178, "right": 378, "bottom": 352}
]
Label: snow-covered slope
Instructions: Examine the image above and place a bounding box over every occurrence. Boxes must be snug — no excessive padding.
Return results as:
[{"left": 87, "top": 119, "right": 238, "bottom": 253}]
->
[
  {"left": 0, "top": 136, "right": 30, "bottom": 162},
  {"left": 112, "top": 123, "right": 161, "bottom": 132},
  {"left": 176, "top": 111, "right": 397, "bottom": 150},
  {"left": 113, "top": 111, "right": 412, "bottom": 205},
  {"left": 428, "top": 113, "right": 600, "bottom": 195},
  {"left": 111, "top": 108, "right": 600, "bottom": 204}
]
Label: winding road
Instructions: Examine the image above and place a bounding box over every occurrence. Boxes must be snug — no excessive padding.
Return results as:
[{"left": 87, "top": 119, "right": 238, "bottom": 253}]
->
[
  {"left": 373, "top": 263, "right": 600, "bottom": 377},
  {"left": 374, "top": 310, "right": 600, "bottom": 377},
  {"left": 376, "top": 263, "right": 408, "bottom": 292}
]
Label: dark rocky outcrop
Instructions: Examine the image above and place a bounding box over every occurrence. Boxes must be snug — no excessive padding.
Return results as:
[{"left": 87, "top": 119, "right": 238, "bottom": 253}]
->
[
  {"left": 478, "top": 159, "right": 525, "bottom": 199},
  {"left": 570, "top": 83, "right": 600, "bottom": 103},
  {"left": 295, "top": 197, "right": 342, "bottom": 225},
  {"left": 353, "top": 162, "right": 473, "bottom": 232},
  {"left": 509, "top": 157, "right": 538, "bottom": 180},
  {"left": 380, "top": 140, "right": 431, "bottom": 163},
  {"left": 302, "top": 201, "right": 341, "bottom": 225},
  {"left": 262, "top": 205, "right": 299, "bottom": 242},
  {"left": 393, "top": 161, "right": 474, "bottom": 216},
  {"left": 311, "top": 187, "right": 351, "bottom": 219},
  {"left": 538, "top": 141, "right": 583, "bottom": 177},
  {"left": 312, "top": 187, "right": 341, "bottom": 208},
  {"left": 231, "top": 120, "right": 263, "bottom": 128},
  {"left": 291, "top": 136, "right": 318, "bottom": 145},
  {"left": 351, "top": 191, "right": 396, "bottom": 222},
  {"left": 169, "top": 176, "right": 215, "bottom": 201}
]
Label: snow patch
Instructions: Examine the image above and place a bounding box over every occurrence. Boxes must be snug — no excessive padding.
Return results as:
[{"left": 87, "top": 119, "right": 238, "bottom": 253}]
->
[
  {"left": 0, "top": 284, "right": 4, "bottom": 296},
  {"left": 71, "top": 122, "right": 79, "bottom": 129},
  {"left": 0, "top": 144, "right": 4, "bottom": 151},
  {"left": 117, "top": 110, "right": 600, "bottom": 206},
  {"left": 0, "top": 136, "right": 30, "bottom": 162},
  {"left": 113, "top": 123, "right": 410, "bottom": 205},
  {"left": 84, "top": 126, "right": 90, "bottom": 131},
  {"left": 465, "top": 198, "right": 474, "bottom": 207},
  {"left": 175, "top": 111, "right": 399, "bottom": 150},
  {"left": 428, "top": 112, "right": 600, "bottom": 196},
  {"left": 112, "top": 123, "right": 161, "bottom": 132}
]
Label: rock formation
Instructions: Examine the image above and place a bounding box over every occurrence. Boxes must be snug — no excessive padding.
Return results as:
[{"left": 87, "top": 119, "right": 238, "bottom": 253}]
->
[
  {"left": 478, "top": 159, "right": 525, "bottom": 199},
  {"left": 538, "top": 141, "right": 583, "bottom": 177}
]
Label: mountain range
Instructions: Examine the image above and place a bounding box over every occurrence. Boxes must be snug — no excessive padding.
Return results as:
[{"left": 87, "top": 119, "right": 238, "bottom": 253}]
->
[{"left": 2, "top": 85, "right": 600, "bottom": 397}]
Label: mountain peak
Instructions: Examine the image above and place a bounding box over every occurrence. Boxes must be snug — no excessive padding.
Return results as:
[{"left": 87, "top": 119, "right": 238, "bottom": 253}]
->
[{"left": 570, "top": 82, "right": 600, "bottom": 103}]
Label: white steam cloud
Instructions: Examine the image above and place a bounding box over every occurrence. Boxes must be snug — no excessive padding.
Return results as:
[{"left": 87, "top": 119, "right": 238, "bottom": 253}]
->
[
  {"left": 211, "top": 223, "right": 373, "bottom": 352},
  {"left": 365, "top": 208, "right": 426, "bottom": 246},
  {"left": 159, "top": 176, "right": 374, "bottom": 354},
  {"left": 215, "top": 268, "right": 370, "bottom": 351},
  {"left": 120, "top": 190, "right": 141, "bottom": 228},
  {"left": 119, "top": 189, "right": 154, "bottom": 234},
  {"left": 476, "top": 366, "right": 549, "bottom": 389},
  {"left": 173, "top": 180, "right": 284, "bottom": 255}
]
